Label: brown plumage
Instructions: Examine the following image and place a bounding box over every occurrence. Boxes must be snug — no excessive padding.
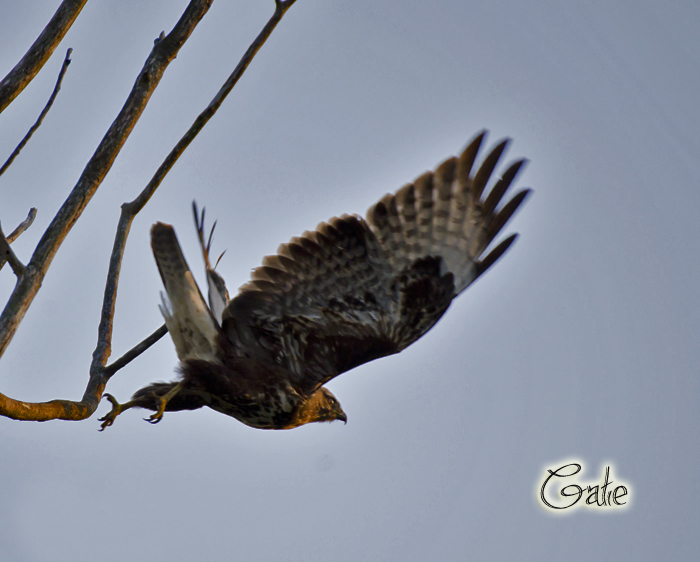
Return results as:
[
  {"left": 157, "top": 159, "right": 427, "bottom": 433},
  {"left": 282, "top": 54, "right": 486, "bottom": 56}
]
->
[{"left": 99, "top": 132, "right": 530, "bottom": 430}]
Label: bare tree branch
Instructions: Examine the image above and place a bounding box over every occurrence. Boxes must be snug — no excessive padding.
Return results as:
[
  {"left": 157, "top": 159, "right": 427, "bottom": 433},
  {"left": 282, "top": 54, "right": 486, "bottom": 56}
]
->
[
  {"left": 125, "top": 0, "right": 299, "bottom": 214},
  {"left": 0, "top": 49, "right": 73, "bottom": 177},
  {"left": 0, "top": 0, "right": 87, "bottom": 114},
  {"left": 0, "top": 324, "right": 167, "bottom": 422},
  {"left": 0, "top": 0, "right": 214, "bottom": 363},
  {"left": 90, "top": 0, "right": 299, "bottom": 386},
  {"left": 103, "top": 324, "right": 168, "bottom": 379},
  {"left": 6, "top": 208, "right": 38, "bottom": 244},
  {"left": 0, "top": 0, "right": 300, "bottom": 423},
  {"left": 0, "top": 392, "right": 99, "bottom": 422}
]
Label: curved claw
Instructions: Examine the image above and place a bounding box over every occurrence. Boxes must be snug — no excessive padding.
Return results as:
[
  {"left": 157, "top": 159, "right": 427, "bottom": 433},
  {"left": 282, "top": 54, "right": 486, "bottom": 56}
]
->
[
  {"left": 144, "top": 412, "right": 164, "bottom": 424},
  {"left": 143, "top": 395, "right": 168, "bottom": 425}
]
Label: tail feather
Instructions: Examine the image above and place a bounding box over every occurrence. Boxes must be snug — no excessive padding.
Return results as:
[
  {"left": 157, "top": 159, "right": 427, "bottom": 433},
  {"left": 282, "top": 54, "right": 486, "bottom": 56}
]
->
[{"left": 151, "top": 223, "right": 220, "bottom": 362}]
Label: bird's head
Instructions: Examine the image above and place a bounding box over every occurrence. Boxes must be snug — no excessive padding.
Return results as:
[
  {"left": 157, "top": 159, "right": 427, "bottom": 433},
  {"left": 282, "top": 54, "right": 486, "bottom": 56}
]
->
[{"left": 291, "top": 387, "right": 347, "bottom": 427}]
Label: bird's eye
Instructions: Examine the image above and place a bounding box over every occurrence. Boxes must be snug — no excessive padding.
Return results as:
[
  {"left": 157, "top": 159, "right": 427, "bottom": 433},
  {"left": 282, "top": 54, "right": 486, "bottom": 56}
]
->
[{"left": 328, "top": 397, "right": 336, "bottom": 406}]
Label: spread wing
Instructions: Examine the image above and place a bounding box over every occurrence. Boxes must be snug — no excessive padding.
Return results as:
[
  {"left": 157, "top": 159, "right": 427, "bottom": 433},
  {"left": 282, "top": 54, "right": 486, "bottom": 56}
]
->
[
  {"left": 151, "top": 223, "right": 222, "bottom": 362},
  {"left": 221, "top": 132, "right": 530, "bottom": 394}
]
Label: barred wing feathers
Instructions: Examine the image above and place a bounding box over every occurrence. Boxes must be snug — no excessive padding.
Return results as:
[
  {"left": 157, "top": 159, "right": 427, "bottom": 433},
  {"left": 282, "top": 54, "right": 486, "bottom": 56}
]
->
[{"left": 221, "top": 133, "right": 530, "bottom": 394}]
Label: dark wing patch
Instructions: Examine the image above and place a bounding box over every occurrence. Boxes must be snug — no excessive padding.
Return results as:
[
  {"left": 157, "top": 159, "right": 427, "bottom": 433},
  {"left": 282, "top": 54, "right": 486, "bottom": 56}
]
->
[{"left": 221, "top": 132, "right": 529, "bottom": 393}]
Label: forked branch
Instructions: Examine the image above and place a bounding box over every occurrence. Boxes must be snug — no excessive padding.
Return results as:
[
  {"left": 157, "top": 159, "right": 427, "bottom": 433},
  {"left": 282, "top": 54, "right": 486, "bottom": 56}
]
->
[
  {"left": 92, "top": 0, "right": 299, "bottom": 387},
  {"left": 0, "top": 0, "right": 215, "bottom": 421},
  {"left": 0, "top": 208, "right": 37, "bottom": 273},
  {"left": 0, "top": 0, "right": 214, "bottom": 361},
  {"left": 0, "top": 224, "right": 26, "bottom": 277},
  {"left": 0, "top": 0, "right": 299, "bottom": 422}
]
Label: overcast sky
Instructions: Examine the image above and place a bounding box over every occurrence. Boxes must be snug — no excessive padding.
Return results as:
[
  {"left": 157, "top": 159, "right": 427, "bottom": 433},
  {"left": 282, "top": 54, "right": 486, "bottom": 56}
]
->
[{"left": 1, "top": 1, "right": 699, "bottom": 560}]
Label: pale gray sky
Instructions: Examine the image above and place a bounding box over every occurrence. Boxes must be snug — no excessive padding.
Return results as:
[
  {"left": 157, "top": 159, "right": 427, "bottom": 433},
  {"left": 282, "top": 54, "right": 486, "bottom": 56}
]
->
[{"left": 1, "top": 1, "right": 699, "bottom": 560}]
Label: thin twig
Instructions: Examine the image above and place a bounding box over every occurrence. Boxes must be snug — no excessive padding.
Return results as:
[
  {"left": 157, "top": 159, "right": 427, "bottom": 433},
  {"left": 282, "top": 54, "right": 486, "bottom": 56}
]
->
[
  {"left": 0, "top": 225, "right": 26, "bottom": 277},
  {"left": 6, "top": 208, "right": 38, "bottom": 244},
  {"left": 0, "top": 50, "right": 73, "bottom": 177},
  {"left": 0, "top": 208, "right": 37, "bottom": 273},
  {"left": 0, "top": 0, "right": 87, "bottom": 114},
  {"left": 103, "top": 324, "right": 168, "bottom": 379}
]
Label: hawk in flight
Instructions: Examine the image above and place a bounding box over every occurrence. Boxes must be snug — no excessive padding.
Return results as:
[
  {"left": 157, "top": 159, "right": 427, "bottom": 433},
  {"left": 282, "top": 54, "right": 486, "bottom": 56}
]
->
[{"left": 99, "top": 132, "right": 530, "bottom": 430}]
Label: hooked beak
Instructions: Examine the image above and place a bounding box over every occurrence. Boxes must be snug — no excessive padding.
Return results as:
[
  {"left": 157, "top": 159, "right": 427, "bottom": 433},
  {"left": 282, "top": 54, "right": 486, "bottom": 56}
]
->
[{"left": 337, "top": 411, "right": 347, "bottom": 424}]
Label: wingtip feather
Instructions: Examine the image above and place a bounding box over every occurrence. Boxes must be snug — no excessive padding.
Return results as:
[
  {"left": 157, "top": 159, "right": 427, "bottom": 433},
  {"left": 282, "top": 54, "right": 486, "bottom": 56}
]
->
[{"left": 475, "top": 233, "right": 518, "bottom": 278}]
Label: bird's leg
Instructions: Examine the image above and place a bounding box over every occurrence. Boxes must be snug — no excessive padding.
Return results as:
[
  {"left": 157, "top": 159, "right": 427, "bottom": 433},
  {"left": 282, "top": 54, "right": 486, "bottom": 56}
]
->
[
  {"left": 145, "top": 380, "right": 185, "bottom": 424},
  {"left": 99, "top": 393, "right": 139, "bottom": 431}
]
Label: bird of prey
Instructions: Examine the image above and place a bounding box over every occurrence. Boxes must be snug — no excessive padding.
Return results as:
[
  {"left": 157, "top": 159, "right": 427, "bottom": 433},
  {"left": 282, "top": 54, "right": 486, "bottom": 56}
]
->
[{"left": 99, "top": 132, "right": 530, "bottom": 430}]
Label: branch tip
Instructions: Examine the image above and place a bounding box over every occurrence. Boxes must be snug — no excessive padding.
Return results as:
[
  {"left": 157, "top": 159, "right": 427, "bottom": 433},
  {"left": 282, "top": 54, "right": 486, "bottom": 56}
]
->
[
  {"left": 7, "top": 208, "right": 38, "bottom": 244},
  {"left": 0, "top": 46, "right": 74, "bottom": 177}
]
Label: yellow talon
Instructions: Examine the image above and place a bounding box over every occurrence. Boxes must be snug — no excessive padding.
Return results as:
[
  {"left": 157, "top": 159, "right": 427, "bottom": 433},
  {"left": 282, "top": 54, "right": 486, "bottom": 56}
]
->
[
  {"left": 99, "top": 382, "right": 184, "bottom": 430},
  {"left": 143, "top": 380, "right": 184, "bottom": 425},
  {"left": 145, "top": 396, "right": 168, "bottom": 424},
  {"left": 98, "top": 393, "right": 134, "bottom": 431}
]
